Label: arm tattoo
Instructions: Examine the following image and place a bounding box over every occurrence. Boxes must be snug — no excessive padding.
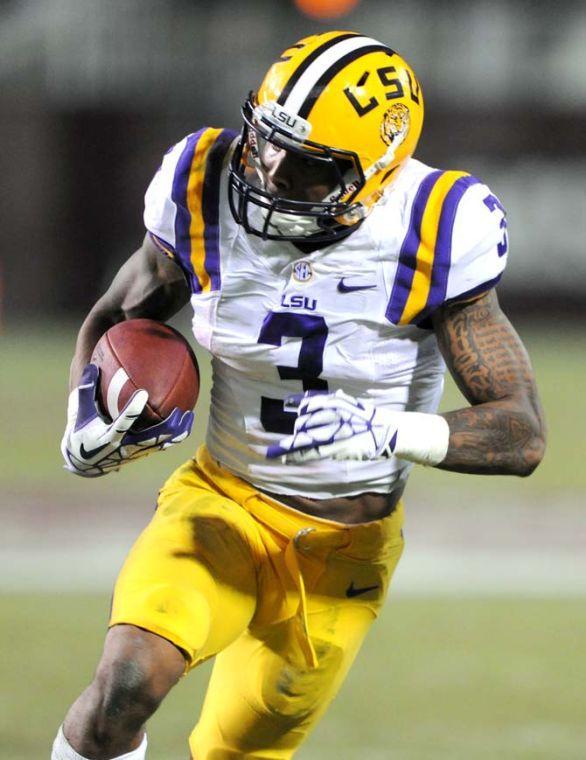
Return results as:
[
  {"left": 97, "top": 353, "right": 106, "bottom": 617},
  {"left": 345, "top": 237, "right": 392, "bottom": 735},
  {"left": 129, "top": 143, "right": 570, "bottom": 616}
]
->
[{"left": 432, "top": 290, "right": 546, "bottom": 476}]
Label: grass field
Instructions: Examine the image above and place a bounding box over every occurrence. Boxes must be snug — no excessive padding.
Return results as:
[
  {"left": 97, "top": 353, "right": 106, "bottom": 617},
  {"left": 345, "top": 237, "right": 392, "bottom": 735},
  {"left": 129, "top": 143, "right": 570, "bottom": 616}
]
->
[
  {"left": 1, "top": 594, "right": 585, "bottom": 759},
  {"left": 1, "top": 321, "right": 585, "bottom": 758}
]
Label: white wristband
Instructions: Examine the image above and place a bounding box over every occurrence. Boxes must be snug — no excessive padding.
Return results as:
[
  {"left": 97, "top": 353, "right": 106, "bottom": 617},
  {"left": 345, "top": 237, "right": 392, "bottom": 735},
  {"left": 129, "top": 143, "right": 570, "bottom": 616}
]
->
[{"left": 390, "top": 412, "right": 450, "bottom": 466}]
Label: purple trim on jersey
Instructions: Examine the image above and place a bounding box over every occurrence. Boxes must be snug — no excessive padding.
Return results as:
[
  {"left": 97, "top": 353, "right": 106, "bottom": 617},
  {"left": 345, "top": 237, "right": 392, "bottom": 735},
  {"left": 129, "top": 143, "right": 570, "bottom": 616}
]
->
[
  {"left": 444, "top": 273, "right": 503, "bottom": 306},
  {"left": 171, "top": 129, "right": 207, "bottom": 293},
  {"left": 149, "top": 232, "right": 176, "bottom": 257},
  {"left": 385, "top": 170, "right": 443, "bottom": 324},
  {"left": 201, "top": 129, "right": 238, "bottom": 292},
  {"left": 416, "top": 175, "right": 481, "bottom": 322},
  {"left": 415, "top": 273, "right": 503, "bottom": 330}
]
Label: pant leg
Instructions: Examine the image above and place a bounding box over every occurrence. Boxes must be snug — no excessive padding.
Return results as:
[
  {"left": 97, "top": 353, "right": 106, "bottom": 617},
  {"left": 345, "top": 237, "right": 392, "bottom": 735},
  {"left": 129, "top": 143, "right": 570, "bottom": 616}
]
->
[{"left": 189, "top": 533, "right": 404, "bottom": 759}]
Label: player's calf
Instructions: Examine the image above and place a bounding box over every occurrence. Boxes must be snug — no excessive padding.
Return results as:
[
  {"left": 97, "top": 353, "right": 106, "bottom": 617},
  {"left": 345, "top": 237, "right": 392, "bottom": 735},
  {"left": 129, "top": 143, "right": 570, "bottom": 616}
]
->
[{"left": 52, "top": 625, "right": 186, "bottom": 760}]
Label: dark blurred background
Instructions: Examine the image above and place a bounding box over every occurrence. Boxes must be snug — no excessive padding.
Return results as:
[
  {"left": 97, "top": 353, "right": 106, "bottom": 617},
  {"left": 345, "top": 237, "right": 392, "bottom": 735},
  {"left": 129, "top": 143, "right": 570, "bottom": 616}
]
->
[{"left": 2, "top": 0, "right": 585, "bottom": 323}]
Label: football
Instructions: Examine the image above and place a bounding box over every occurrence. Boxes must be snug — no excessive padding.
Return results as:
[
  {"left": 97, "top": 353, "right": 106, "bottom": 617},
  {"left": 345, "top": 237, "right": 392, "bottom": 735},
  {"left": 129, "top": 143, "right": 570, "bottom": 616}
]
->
[{"left": 90, "top": 319, "right": 200, "bottom": 430}]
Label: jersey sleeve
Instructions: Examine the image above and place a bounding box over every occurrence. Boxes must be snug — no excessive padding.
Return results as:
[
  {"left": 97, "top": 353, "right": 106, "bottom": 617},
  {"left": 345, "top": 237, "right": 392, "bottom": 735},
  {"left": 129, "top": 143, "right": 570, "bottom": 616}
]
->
[
  {"left": 143, "top": 138, "right": 187, "bottom": 257},
  {"left": 143, "top": 126, "right": 238, "bottom": 294},
  {"left": 444, "top": 178, "right": 508, "bottom": 304}
]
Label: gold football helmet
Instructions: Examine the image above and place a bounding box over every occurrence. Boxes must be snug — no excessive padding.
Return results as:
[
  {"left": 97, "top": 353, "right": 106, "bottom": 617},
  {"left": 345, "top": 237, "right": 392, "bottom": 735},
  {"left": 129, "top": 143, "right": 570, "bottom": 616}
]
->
[{"left": 229, "top": 30, "right": 424, "bottom": 242}]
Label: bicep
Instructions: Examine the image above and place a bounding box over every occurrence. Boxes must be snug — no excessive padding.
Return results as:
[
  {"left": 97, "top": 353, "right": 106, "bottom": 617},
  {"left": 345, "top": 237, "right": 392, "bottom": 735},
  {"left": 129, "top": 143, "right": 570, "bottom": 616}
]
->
[
  {"left": 432, "top": 290, "right": 541, "bottom": 414},
  {"left": 96, "top": 233, "right": 190, "bottom": 322}
]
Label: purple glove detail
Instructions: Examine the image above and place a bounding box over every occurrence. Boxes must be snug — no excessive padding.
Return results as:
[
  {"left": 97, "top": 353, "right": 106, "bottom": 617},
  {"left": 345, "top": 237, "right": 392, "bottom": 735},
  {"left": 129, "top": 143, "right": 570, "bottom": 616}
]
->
[
  {"left": 283, "top": 389, "right": 328, "bottom": 412},
  {"left": 122, "top": 408, "right": 194, "bottom": 447},
  {"left": 266, "top": 442, "right": 290, "bottom": 459},
  {"left": 267, "top": 390, "right": 356, "bottom": 459},
  {"left": 266, "top": 429, "right": 340, "bottom": 460},
  {"left": 75, "top": 363, "right": 101, "bottom": 430},
  {"left": 265, "top": 390, "right": 399, "bottom": 464}
]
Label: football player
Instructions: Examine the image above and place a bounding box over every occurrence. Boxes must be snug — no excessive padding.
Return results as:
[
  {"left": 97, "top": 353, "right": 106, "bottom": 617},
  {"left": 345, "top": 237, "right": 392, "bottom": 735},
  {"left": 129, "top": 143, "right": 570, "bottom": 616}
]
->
[{"left": 53, "top": 31, "right": 545, "bottom": 760}]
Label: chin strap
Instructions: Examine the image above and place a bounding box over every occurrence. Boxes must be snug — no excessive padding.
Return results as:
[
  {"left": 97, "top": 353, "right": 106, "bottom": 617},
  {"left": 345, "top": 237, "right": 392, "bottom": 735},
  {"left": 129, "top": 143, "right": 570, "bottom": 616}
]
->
[
  {"left": 327, "top": 131, "right": 408, "bottom": 226},
  {"left": 262, "top": 209, "right": 323, "bottom": 237}
]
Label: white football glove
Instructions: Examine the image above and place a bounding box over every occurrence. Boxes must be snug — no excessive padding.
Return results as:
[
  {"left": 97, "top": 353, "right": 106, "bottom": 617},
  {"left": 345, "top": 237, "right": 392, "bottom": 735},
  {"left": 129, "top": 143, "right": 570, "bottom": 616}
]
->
[
  {"left": 266, "top": 390, "right": 449, "bottom": 466},
  {"left": 61, "top": 364, "right": 194, "bottom": 477}
]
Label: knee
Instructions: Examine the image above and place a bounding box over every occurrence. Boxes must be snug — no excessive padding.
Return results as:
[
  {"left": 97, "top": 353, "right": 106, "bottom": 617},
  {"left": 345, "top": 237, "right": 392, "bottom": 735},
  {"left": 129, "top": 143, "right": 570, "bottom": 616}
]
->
[
  {"left": 97, "top": 626, "right": 184, "bottom": 721},
  {"left": 63, "top": 658, "right": 161, "bottom": 756},
  {"left": 93, "top": 656, "right": 161, "bottom": 731},
  {"left": 78, "top": 625, "right": 185, "bottom": 744}
]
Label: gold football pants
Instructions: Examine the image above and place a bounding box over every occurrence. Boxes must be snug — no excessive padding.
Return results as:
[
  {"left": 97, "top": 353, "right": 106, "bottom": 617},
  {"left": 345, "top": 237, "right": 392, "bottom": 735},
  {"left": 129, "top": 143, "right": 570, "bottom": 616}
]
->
[{"left": 110, "top": 446, "right": 405, "bottom": 759}]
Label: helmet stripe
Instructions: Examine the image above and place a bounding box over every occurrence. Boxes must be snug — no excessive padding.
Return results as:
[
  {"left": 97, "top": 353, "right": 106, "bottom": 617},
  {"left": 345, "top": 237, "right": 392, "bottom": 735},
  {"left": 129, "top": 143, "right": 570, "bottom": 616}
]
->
[
  {"left": 277, "top": 32, "right": 361, "bottom": 106},
  {"left": 297, "top": 44, "right": 394, "bottom": 119}
]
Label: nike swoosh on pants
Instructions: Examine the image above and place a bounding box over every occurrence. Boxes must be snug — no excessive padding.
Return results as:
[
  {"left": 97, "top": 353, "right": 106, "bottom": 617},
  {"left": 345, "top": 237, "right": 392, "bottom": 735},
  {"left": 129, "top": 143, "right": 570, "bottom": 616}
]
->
[{"left": 346, "top": 581, "right": 379, "bottom": 597}]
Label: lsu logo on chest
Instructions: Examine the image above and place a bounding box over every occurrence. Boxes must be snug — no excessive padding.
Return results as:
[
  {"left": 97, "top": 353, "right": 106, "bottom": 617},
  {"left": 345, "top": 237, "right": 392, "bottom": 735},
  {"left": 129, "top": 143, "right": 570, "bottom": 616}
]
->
[{"left": 280, "top": 293, "right": 317, "bottom": 311}]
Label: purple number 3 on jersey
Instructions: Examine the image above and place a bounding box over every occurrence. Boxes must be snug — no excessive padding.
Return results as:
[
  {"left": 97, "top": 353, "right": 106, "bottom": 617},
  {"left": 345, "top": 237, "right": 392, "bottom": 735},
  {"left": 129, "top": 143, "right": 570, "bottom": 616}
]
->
[{"left": 257, "top": 311, "right": 329, "bottom": 434}]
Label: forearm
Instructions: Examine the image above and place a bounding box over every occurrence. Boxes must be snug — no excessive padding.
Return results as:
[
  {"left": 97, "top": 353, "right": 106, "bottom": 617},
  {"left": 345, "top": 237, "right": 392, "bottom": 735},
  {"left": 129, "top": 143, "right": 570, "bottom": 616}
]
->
[
  {"left": 438, "top": 400, "right": 545, "bottom": 476},
  {"left": 68, "top": 236, "right": 189, "bottom": 390},
  {"left": 69, "top": 304, "right": 121, "bottom": 390},
  {"left": 431, "top": 291, "right": 546, "bottom": 477}
]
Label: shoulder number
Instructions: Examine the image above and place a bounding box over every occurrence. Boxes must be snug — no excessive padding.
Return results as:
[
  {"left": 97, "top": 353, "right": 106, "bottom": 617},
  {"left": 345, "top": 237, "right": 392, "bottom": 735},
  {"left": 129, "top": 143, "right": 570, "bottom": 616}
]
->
[{"left": 483, "top": 194, "right": 508, "bottom": 257}]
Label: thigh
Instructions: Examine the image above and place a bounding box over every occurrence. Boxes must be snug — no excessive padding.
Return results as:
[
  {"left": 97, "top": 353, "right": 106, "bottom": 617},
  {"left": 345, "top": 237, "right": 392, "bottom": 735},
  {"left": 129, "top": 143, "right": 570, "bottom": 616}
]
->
[{"left": 110, "top": 460, "right": 260, "bottom": 669}]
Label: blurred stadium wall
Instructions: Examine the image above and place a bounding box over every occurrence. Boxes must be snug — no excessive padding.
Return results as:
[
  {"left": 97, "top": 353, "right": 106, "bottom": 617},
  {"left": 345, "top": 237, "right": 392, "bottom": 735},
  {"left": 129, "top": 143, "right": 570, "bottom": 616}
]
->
[{"left": 1, "top": 0, "right": 585, "bottom": 321}]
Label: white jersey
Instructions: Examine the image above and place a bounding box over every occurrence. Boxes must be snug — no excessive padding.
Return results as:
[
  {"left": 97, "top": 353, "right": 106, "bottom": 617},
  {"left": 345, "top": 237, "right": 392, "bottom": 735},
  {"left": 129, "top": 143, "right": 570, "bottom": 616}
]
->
[{"left": 144, "top": 127, "right": 508, "bottom": 498}]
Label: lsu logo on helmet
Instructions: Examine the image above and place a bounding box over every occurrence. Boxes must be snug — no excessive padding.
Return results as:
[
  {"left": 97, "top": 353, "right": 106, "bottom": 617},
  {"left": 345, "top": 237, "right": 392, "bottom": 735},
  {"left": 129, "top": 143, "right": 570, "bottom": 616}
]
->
[
  {"left": 380, "top": 103, "right": 411, "bottom": 147},
  {"left": 229, "top": 31, "right": 424, "bottom": 242}
]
